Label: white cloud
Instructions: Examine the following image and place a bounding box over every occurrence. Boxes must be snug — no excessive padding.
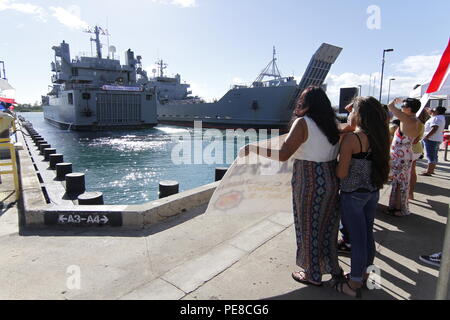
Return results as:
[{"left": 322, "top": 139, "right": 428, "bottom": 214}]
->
[
  {"left": 0, "top": 2, "right": 90, "bottom": 30},
  {"left": 232, "top": 77, "right": 245, "bottom": 85},
  {"left": 0, "top": 0, "right": 46, "bottom": 21},
  {"left": 151, "top": 0, "right": 197, "bottom": 8},
  {"left": 172, "top": 0, "right": 196, "bottom": 7},
  {"left": 392, "top": 55, "right": 440, "bottom": 81},
  {"left": 49, "top": 6, "right": 89, "bottom": 30},
  {"left": 324, "top": 54, "right": 441, "bottom": 106}
]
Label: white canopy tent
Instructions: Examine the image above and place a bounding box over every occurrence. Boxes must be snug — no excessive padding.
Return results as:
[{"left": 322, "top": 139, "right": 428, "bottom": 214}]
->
[
  {"left": 410, "top": 77, "right": 450, "bottom": 110},
  {"left": 0, "top": 79, "right": 15, "bottom": 101}
]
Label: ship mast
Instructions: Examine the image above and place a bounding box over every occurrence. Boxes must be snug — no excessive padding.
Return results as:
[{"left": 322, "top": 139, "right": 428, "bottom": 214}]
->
[
  {"left": 156, "top": 59, "right": 168, "bottom": 77},
  {"left": 84, "top": 25, "right": 110, "bottom": 59},
  {"left": 254, "top": 46, "right": 282, "bottom": 83}
]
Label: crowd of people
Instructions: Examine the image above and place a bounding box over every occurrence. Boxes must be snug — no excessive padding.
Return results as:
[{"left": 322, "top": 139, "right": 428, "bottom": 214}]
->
[{"left": 242, "top": 85, "right": 447, "bottom": 298}]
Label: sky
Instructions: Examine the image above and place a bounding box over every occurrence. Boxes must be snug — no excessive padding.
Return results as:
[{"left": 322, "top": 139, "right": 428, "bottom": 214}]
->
[{"left": 0, "top": 0, "right": 449, "bottom": 106}]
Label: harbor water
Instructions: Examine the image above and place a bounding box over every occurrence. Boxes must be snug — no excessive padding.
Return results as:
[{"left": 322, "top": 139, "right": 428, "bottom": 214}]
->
[{"left": 20, "top": 112, "right": 275, "bottom": 205}]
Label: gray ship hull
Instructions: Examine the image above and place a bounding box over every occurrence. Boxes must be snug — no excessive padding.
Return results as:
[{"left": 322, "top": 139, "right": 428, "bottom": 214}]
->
[
  {"left": 43, "top": 89, "right": 158, "bottom": 131},
  {"left": 157, "top": 85, "right": 299, "bottom": 130}
]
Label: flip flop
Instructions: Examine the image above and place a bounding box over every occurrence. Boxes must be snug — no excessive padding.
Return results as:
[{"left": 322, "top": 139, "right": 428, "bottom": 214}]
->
[
  {"left": 291, "top": 271, "right": 323, "bottom": 287},
  {"left": 419, "top": 172, "right": 433, "bottom": 176}
]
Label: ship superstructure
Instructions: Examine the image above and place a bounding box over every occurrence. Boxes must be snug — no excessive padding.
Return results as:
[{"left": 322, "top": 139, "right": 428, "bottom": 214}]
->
[{"left": 43, "top": 26, "right": 158, "bottom": 131}]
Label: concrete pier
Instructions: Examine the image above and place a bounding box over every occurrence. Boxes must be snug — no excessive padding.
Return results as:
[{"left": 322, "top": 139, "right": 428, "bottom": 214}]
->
[{"left": 0, "top": 119, "right": 448, "bottom": 300}]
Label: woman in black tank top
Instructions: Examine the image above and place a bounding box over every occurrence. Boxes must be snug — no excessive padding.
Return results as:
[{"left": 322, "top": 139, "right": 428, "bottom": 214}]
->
[{"left": 334, "top": 97, "right": 390, "bottom": 298}]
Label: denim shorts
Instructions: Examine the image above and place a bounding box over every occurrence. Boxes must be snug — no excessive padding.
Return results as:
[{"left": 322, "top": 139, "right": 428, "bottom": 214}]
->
[{"left": 423, "top": 139, "right": 440, "bottom": 164}]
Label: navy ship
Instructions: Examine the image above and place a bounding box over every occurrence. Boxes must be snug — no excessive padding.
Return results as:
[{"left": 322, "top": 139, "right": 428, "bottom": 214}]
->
[
  {"left": 42, "top": 26, "right": 158, "bottom": 131},
  {"left": 154, "top": 43, "right": 342, "bottom": 129}
]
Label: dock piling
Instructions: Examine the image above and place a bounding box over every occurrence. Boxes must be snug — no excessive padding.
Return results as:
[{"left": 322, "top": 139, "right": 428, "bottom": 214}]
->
[
  {"left": 215, "top": 167, "right": 228, "bottom": 181},
  {"left": 49, "top": 154, "right": 64, "bottom": 169},
  {"left": 78, "top": 192, "right": 104, "bottom": 205},
  {"left": 56, "top": 163, "right": 72, "bottom": 180},
  {"left": 44, "top": 148, "right": 56, "bottom": 161},
  {"left": 65, "top": 172, "right": 86, "bottom": 195},
  {"left": 159, "top": 180, "right": 179, "bottom": 198}
]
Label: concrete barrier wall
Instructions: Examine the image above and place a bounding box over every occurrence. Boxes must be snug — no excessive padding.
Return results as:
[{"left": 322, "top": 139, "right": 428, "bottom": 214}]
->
[{"left": 16, "top": 123, "right": 219, "bottom": 229}]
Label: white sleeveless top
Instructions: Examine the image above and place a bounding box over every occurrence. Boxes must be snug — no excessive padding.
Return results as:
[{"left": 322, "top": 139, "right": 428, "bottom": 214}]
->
[{"left": 292, "top": 116, "right": 339, "bottom": 162}]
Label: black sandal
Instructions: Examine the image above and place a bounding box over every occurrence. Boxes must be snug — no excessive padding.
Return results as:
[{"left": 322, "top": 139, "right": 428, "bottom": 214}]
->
[
  {"left": 327, "top": 269, "right": 346, "bottom": 288},
  {"left": 344, "top": 273, "right": 369, "bottom": 290},
  {"left": 385, "top": 208, "right": 402, "bottom": 217},
  {"left": 333, "top": 278, "right": 362, "bottom": 298}
]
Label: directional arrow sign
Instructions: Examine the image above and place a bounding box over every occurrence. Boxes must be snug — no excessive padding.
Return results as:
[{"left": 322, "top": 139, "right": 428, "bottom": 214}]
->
[
  {"left": 46, "top": 212, "right": 122, "bottom": 227},
  {"left": 100, "top": 215, "right": 109, "bottom": 224}
]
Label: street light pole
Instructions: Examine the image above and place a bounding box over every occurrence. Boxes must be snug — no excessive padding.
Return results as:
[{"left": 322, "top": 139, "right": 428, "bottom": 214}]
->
[
  {"left": 387, "top": 78, "right": 396, "bottom": 104},
  {"left": 0, "top": 61, "right": 5, "bottom": 80},
  {"left": 379, "top": 49, "right": 394, "bottom": 102}
]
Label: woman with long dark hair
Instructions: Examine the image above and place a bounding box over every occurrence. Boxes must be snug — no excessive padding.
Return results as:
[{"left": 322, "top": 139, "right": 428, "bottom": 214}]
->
[
  {"left": 335, "top": 96, "right": 390, "bottom": 297},
  {"left": 242, "top": 86, "right": 342, "bottom": 286}
]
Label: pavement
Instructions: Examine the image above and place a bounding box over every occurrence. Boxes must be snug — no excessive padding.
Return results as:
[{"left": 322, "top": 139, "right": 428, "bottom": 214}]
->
[{"left": 0, "top": 152, "right": 449, "bottom": 300}]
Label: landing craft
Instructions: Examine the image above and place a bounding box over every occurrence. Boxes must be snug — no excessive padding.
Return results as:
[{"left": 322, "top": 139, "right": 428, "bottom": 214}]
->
[{"left": 154, "top": 44, "right": 342, "bottom": 130}]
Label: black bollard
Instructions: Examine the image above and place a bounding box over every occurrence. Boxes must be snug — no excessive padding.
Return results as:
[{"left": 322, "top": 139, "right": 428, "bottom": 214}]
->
[
  {"left": 56, "top": 162, "right": 72, "bottom": 180},
  {"left": 78, "top": 192, "right": 104, "bottom": 205},
  {"left": 49, "top": 154, "right": 64, "bottom": 169},
  {"left": 36, "top": 140, "right": 47, "bottom": 149},
  {"left": 39, "top": 143, "right": 51, "bottom": 155},
  {"left": 215, "top": 167, "right": 228, "bottom": 181},
  {"left": 44, "top": 148, "right": 56, "bottom": 161},
  {"left": 65, "top": 173, "right": 86, "bottom": 195},
  {"left": 159, "top": 180, "right": 179, "bottom": 199}
]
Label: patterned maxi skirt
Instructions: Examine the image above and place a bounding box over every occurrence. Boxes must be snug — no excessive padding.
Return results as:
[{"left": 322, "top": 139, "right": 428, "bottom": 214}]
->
[
  {"left": 291, "top": 159, "right": 341, "bottom": 283},
  {"left": 389, "top": 129, "right": 413, "bottom": 216}
]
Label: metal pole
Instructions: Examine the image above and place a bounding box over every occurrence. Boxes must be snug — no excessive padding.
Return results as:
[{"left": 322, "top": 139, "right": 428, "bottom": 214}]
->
[
  {"left": 435, "top": 205, "right": 450, "bottom": 300},
  {"left": 379, "top": 49, "right": 394, "bottom": 102},
  {"left": 379, "top": 51, "right": 386, "bottom": 102},
  {"left": 387, "top": 80, "right": 391, "bottom": 104},
  {"left": 0, "top": 61, "right": 5, "bottom": 79},
  {"left": 372, "top": 75, "right": 376, "bottom": 97},
  {"left": 387, "top": 79, "right": 395, "bottom": 104}
]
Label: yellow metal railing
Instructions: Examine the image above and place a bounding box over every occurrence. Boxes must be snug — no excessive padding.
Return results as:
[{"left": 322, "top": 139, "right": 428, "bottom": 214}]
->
[{"left": 0, "top": 120, "right": 20, "bottom": 200}]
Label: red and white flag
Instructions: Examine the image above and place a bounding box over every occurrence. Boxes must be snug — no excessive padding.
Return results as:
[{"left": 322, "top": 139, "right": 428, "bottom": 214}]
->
[
  {"left": 417, "top": 38, "right": 450, "bottom": 116},
  {"left": 426, "top": 38, "right": 450, "bottom": 94}
]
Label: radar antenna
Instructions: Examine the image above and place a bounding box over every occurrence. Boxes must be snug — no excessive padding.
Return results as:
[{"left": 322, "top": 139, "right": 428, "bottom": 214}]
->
[
  {"left": 253, "top": 46, "right": 282, "bottom": 83},
  {"left": 84, "top": 25, "right": 110, "bottom": 59}
]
